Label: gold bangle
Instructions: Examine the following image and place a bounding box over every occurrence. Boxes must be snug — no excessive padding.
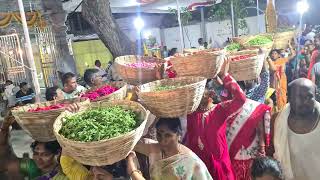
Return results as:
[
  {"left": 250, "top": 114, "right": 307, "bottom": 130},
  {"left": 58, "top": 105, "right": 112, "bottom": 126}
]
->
[{"left": 130, "top": 169, "right": 142, "bottom": 177}]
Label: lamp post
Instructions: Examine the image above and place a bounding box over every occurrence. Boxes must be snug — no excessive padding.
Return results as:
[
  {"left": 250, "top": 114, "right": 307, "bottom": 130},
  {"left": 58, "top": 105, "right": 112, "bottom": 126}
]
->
[
  {"left": 256, "top": 0, "right": 260, "bottom": 33},
  {"left": 176, "top": 0, "right": 185, "bottom": 52},
  {"left": 17, "top": 0, "right": 41, "bottom": 102},
  {"left": 296, "top": 0, "right": 309, "bottom": 71}
]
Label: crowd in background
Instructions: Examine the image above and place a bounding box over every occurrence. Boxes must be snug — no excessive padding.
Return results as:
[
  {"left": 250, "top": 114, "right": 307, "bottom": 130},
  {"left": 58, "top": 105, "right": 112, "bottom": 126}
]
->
[{"left": 0, "top": 25, "right": 320, "bottom": 180}]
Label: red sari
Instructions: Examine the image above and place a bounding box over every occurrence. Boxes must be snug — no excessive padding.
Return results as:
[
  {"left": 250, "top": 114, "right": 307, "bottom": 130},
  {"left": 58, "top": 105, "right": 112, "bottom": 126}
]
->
[
  {"left": 166, "top": 61, "right": 177, "bottom": 78},
  {"left": 185, "top": 74, "right": 246, "bottom": 180},
  {"left": 307, "top": 49, "right": 319, "bottom": 79},
  {"left": 226, "top": 99, "right": 271, "bottom": 180}
]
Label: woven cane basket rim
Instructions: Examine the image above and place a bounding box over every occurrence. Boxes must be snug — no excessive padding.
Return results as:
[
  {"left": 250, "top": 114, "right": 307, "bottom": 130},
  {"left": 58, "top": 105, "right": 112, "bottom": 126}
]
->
[
  {"left": 273, "top": 31, "right": 296, "bottom": 49},
  {"left": 168, "top": 51, "right": 224, "bottom": 78},
  {"left": 114, "top": 55, "right": 164, "bottom": 85},
  {"left": 228, "top": 49, "right": 267, "bottom": 81},
  {"left": 138, "top": 76, "right": 206, "bottom": 93},
  {"left": 53, "top": 100, "right": 148, "bottom": 166},
  {"left": 11, "top": 98, "right": 90, "bottom": 142},
  {"left": 137, "top": 76, "right": 207, "bottom": 117}
]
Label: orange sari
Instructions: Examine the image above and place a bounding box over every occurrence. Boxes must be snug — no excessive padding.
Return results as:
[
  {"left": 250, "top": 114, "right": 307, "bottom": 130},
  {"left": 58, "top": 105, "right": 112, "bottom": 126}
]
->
[{"left": 270, "top": 58, "right": 288, "bottom": 112}]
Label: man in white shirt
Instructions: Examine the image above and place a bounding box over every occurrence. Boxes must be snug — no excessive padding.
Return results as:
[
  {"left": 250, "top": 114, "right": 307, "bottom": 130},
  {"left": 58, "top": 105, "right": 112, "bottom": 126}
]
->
[
  {"left": 198, "top": 38, "right": 205, "bottom": 50},
  {"left": 61, "top": 72, "right": 87, "bottom": 99},
  {"left": 3, "top": 80, "right": 18, "bottom": 107},
  {"left": 94, "top": 60, "right": 108, "bottom": 82}
]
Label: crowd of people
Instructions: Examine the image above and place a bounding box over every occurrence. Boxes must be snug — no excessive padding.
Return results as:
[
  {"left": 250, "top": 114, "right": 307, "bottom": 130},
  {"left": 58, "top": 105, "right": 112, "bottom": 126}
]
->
[
  {"left": 0, "top": 30, "right": 320, "bottom": 180},
  {"left": 1, "top": 81, "right": 35, "bottom": 108}
]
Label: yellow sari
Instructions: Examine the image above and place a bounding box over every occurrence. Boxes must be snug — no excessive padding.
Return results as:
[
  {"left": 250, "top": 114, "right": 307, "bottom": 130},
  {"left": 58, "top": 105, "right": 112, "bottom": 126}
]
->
[{"left": 60, "top": 156, "right": 92, "bottom": 180}]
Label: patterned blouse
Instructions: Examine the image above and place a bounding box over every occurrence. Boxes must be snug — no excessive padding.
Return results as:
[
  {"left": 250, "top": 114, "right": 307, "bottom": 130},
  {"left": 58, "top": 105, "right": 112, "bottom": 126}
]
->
[{"left": 246, "top": 71, "right": 270, "bottom": 103}]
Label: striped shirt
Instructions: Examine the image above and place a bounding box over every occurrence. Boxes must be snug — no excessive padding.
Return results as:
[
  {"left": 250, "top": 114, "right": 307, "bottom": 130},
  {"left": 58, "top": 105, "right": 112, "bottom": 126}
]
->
[{"left": 16, "top": 89, "right": 35, "bottom": 105}]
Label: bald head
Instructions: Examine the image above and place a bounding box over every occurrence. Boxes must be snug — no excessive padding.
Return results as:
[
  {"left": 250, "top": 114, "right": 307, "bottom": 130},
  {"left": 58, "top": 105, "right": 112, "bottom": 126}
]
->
[
  {"left": 289, "top": 78, "right": 315, "bottom": 92},
  {"left": 289, "top": 78, "right": 316, "bottom": 115}
]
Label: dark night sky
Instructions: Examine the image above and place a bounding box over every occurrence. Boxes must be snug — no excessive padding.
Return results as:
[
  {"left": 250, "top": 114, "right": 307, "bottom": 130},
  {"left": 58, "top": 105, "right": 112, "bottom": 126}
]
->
[{"left": 277, "top": 0, "right": 320, "bottom": 25}]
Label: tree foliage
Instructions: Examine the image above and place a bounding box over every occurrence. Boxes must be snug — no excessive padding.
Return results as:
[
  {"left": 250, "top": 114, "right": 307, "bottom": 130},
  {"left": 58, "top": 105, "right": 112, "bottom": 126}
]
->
[
  {"left": 168, "top": 7, "right": 193, "bottom": 47},
  {"left": 208, "top": 0, "right": 255, "bottom": 34},
  {"left": 168, "top": 7, "right": 193, "bottom": 26}
]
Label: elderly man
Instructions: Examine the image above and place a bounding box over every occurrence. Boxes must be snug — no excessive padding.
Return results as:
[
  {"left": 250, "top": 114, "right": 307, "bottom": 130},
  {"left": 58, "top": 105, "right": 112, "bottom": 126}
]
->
[{"left": 274, "top": 78, "right": 320, "bottom": 180}]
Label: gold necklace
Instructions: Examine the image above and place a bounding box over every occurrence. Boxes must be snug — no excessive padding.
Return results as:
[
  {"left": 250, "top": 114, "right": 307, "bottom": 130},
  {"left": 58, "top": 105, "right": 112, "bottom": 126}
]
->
[
  {"left": 199, "top": 103, "right": 214, "bottom": 112},
  {"left": 161, "top": 144, "right": 181, "bottom": 159}
]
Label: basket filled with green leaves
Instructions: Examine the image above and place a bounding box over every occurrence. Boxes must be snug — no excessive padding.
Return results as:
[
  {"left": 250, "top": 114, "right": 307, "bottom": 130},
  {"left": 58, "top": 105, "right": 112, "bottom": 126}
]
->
[
  {"left": 53, "top": 100, "right": 148, "bottom": 166},
  {"left": 137, "top": 76, "right": 206, "bottom": 118}
]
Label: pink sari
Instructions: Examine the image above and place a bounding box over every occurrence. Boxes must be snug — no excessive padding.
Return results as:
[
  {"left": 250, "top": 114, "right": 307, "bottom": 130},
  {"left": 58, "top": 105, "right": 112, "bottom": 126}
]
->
[{"left": 226, "top": 99, "right": 271, "bottom": 180}]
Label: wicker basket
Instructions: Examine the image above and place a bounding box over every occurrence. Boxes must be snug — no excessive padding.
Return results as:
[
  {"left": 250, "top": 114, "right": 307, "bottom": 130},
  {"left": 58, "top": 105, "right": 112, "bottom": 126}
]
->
[
  {"left": 169, "top": 51, "right": 224, "bottom": 79},
  {"left": 86, "top": 82, "right": 128, "bottom": 103},
  {"left": 12, "top": 98, "right": 90, "bottom": 142},
  {"left": 232, "top": 35, "right": 252, "bottom": 45},
  {"left": 137, "top": 76, "right": 206, "bottom": 117},
  {"left": 228, "top": 49, "right": 266, "bottom": 81},
  {"left": 115, "top": 55, "right": 163, "bottom": 85},
  {"left": 273, "top": 31, "right": 296, "bottom": 49},
  {"left": 53, "top": 100, "right": 148, "bottom": 166}
]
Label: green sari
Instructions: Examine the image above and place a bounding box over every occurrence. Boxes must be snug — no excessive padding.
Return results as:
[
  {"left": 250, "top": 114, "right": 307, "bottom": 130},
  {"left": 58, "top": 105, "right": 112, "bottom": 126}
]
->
[
  {"left": 150, "top": 152, "right": 213, "bottom": 180},
  {"left": 20, "top": 158, "right": 68, "bottom": 180}
]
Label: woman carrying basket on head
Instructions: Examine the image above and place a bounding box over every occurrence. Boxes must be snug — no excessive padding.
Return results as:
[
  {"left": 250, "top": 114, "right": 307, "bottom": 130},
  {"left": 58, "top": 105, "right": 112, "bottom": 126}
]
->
[
  {"left": 185, "top": 58, "right": 246, "bottom": 180},
  {"left": 268, "top": 42, "right": 296, "bottom": 112},
  {"left": 0, "top": 112, "right": 68, "bottom": 180}
]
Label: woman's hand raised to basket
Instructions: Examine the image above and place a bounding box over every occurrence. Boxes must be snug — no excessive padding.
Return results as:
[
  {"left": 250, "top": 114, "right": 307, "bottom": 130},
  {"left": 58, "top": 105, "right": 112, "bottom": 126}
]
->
[
  {"left": 126, "top": 151, "right": 145, "bottom": 180},
  {"left": 155, "top": 63, "right": 165, "bottom": 80},
  {"left": 65, "top": 103, "right": 80, "bottom": 113},
  {"left": 0, "top": 110, "right": 15, "bottom": 145},
  {"left": 218, "top": 57, "right": 230, "bottom": 80},
  {"left": 1, "top": 109, "right": 15, "bottom": 131}
]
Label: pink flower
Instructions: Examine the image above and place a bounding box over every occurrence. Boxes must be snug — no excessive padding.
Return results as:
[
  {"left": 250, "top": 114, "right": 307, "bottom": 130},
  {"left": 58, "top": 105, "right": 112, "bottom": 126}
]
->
[
  {"left": 81, "top": 85, "right": 119, "bottom": 100},
  {"left": 125, "top": 62, "right": 156, "bottom": 69},
  {"left": 28, "top": 104, "right": 65, "bottom": 112}
]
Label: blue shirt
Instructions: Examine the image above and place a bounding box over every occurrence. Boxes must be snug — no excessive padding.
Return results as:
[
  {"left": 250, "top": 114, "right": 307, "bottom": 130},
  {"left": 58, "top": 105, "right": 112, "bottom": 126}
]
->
[{"left": 246, "top": 71, "right": 270, "bottom": 103}]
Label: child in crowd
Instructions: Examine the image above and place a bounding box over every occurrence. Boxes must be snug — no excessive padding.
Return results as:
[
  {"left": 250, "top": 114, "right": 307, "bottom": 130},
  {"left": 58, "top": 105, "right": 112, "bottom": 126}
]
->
[
  {"left": 251, "top": 157, "right": 284, "bottom": 180},
  {"left": 297, "top": 55, "right": 308, "bottom": 78}
]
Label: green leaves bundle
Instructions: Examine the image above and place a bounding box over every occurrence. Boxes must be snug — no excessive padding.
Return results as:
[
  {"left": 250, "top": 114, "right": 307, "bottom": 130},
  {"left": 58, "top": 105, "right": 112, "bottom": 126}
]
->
[
  {"left": 226, "top": 43, "right": 241, "bottom": 51},
  {"left": 155, "top": 85, "right": 177, "bottom": 91},
  {"left": 247, "top": 35, "right": 273, "bottom": 46},
  {"left": 59, "top": 106, "right": 138, "bottom": 142},
  {"left": 154, "top": 84, "right": 183, "bottom": 91}
]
